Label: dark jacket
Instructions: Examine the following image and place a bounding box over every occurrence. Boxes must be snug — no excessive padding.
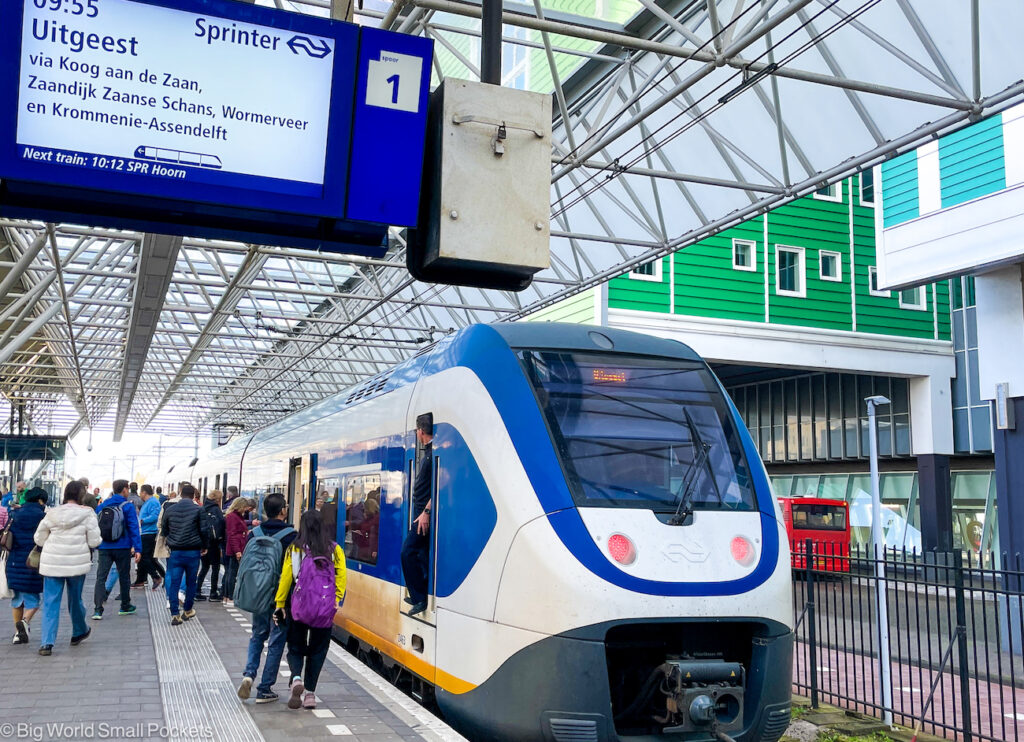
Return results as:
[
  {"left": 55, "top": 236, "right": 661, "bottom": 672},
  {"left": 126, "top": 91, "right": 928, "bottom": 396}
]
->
[
  {"left": 5, "top": 502, "right": 45, "bottom": 593},
  {"left": 257, "top": 518, "right": 297, "bottom": 550},
  {"left": 411, "top": 442, "right": 432, "bottom": 519},
  {"left": 202, "top": 499, "right": 226, "bottom": 543},
  {"left": 95, "top": 494, "right": 143, "bottom": 552},
  {"left": 159, "top": 500, "right": 209, "bottom": 551}
]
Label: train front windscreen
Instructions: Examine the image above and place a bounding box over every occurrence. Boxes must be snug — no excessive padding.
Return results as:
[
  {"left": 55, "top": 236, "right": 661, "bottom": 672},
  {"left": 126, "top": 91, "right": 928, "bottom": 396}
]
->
[{"left": 519, "top": 350, "right": 757, "bottom": 514}]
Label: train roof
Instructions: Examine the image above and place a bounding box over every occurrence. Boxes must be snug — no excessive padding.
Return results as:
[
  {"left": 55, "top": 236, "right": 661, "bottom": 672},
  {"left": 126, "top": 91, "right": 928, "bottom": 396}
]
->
[
  {"left": 178, "top": 323, "right": 705, "bottom": 472},
  {"left": 491, "top": 323, "right": 702, "bottom": 361}
]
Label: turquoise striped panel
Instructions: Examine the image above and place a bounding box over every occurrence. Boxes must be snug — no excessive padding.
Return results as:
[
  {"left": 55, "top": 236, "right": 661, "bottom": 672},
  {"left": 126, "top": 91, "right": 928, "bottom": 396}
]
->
[
  {"left": 881, "top": 150, "right": 919, "bottom": 227},
  {"left": 939, "top": 113, "right": 1005, "bottom": 208}
]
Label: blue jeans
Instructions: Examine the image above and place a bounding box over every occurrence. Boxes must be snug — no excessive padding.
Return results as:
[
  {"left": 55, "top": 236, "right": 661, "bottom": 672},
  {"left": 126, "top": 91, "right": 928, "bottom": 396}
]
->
[
  {"left": 165, "top": 550, "right": 201, "bottom": 615},
  {"left": 41, "top": 575, "right": 87, "bottom": 646},
  {"left": 243, "top": 608, "right": 288, "bottom": 694}
]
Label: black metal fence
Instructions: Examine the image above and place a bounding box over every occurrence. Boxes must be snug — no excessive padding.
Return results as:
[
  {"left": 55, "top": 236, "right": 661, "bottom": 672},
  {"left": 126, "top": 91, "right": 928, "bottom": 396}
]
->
[{"left": 791, "top": 540, "right": 1024, "bottom": 742}]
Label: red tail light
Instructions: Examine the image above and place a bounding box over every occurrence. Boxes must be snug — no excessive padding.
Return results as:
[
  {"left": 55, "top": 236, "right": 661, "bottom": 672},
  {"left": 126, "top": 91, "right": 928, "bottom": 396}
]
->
[
  {"left": 607, "top": 533, "right": 637, "bottom": 565},
  {"left": 731, "top": 536, "right": 755, "bottom": 566}
]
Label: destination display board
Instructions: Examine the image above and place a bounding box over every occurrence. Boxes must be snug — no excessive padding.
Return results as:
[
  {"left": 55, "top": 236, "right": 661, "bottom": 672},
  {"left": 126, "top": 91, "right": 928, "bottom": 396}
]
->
[{"left": 0, "top": 0, "right": 433, "bottom": 254}]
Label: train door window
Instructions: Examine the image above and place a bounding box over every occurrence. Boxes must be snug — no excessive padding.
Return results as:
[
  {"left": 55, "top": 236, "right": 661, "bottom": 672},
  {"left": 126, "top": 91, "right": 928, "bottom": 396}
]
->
[
  {"left": 214, "top": 474, "right": 221, "bottom": 491},
  {"left": 223, "top": 472, "right": 229, "bottom": 494},
  {"left": 318, "top": 477, "right": 341, "bottom": 544},
  {"left": 343, "top": 474, "right": 381, "bottom": 565}
]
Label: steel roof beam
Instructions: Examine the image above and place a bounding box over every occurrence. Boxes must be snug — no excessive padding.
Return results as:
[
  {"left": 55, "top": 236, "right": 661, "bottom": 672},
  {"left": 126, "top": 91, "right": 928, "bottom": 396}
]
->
[
  {"left": 144, "top": 246, "right": 269, "bottom": 426},
  {"left": 113, "top": 234, "right": 182, "bottom": 442}
]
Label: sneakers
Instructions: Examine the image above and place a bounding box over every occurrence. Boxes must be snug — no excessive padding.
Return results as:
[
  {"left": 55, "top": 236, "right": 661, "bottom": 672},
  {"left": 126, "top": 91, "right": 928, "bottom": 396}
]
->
[
  {"left": 70, "top": 628, "right": 91, "bottom": 646},
  {"left": 151, "top": 577, "right": 163, "bottom": 591},
  {"left": 255, "top": 691, "right": 279, "bottom": 704},
  {"left": 302, "top": 692, "right": 316, "bottom": 710},
  {"left": 182, "top": 609, "right": 196, "bottom": 621},
  {"left": 408, "top": 601, "right": 428, "bottom": 616},
  {"left": 287, "top": 677, "right": 305, "bottom": 709},
  {"left": 13, "top": 620, "right": 29, "bottom": 644},
  {"left": 194, "top": 593, "right": 208, "bottom": 602},
  {"left": 91, "top": 609, "right": 103, "bottom": 621},
  {"left": 130, "top": 582, "right": 147, "bottom": 590},
  {"left": 38, "top": 645, "right": 52, "bottom": 656},
  {"left": 118, "top": 605, "right": 137, "bottom": 616},
  {"left": 208, "top": 593, "right": 222, "bottom": 603},
  {"left": 237, "top": 676, "right": 253, "bottom": 700},
  {"left": 170, "top": 614, "right": 183, "bottom": 626}
]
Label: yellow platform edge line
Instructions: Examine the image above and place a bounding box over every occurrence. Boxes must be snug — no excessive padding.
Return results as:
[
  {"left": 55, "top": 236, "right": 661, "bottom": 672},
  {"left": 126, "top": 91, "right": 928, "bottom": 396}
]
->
[{"left": 336, "top": 616, "right": 478, "bottom": 695}]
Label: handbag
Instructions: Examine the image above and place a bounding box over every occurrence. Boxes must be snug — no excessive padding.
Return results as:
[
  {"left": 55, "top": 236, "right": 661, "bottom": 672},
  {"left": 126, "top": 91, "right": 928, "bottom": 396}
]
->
[
  {"left": 0, "top": 554, "right": 12, "bottom": 599},
  {"left": 26, "top": 546, "right": 41, "bottom": 571},
  {"left": 0, "top": 525, "right": 12, "bottom": 553}
]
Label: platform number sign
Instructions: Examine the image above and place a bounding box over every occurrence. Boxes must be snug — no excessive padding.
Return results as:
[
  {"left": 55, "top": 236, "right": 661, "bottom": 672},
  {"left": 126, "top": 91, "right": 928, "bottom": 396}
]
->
[{"left": 365, "top": 51, "right": 423, "bottom": 113}]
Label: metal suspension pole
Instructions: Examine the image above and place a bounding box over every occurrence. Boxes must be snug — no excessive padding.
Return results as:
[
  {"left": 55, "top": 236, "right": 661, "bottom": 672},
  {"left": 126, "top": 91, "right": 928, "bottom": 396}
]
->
[
  {"left": 480, "top": 0, "right": 502, "bottom": 84},
  {"left": 867, "top": 395, "right": 893, "bottom": 728}
]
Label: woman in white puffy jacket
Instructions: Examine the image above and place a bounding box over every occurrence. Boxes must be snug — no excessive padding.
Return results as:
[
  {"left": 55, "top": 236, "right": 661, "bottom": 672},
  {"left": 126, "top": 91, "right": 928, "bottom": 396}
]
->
[{"left": 34, "top": 480, "right": 101, "bottom": 655}]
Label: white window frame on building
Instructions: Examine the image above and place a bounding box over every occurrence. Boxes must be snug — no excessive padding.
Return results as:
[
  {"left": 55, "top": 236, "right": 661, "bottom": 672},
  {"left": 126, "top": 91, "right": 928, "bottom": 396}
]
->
[
  {"left": 868, "top": 266, "right": 890, "bottom": 297},
  {"left": 775, "top": 245, "right": 806, "bottom": 298},
  {"left": 813, "top": 181, "right": 842, "bottom": 202},
  {"left": 629, "top": 258, "right": 663, "bottom": 282},
  {"left": 819, "top": 250, "right": 842, "bottom": 282},
  {"left": 898, "top": 285, "right": 928, "bottom": 311},
  {"left": 732, "top": 238, "right": 757, "bottom": 272},
  {"left": 859, "top": 168, "right": 876, "bottom": 206}
]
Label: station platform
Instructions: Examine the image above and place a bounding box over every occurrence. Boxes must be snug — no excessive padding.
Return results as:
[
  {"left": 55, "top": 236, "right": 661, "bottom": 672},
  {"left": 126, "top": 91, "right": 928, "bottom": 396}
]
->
[{"left": 0, "top": 569, "right": 464, "bottom": 742}]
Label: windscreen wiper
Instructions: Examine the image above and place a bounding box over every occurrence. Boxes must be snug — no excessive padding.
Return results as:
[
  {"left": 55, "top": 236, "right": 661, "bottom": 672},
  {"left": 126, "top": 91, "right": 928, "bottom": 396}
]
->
[{"left": 668, "top": 409, "right": 722, "bottom": 525}]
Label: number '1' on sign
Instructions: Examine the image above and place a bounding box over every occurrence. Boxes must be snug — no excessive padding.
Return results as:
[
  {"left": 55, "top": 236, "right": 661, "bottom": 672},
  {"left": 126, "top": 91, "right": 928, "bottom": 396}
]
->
[{"left": 366, "top": 51, "right": 423, "bottom": 113}]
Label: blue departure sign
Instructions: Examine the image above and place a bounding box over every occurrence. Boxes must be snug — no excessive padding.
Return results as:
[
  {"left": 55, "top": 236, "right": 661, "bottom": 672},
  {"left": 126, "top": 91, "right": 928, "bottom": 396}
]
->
[{"left": 0, "top": 0, "right": 433, "bottom": 255}]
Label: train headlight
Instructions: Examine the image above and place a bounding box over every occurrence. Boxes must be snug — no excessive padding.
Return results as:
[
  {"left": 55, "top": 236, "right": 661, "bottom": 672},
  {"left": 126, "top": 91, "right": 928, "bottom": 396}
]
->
[
  {"left": 607, "top": 533, "right": 637, "bottom": 565},
  {"left": 730, "top": 536, "right": 756, "bottom": 567}
]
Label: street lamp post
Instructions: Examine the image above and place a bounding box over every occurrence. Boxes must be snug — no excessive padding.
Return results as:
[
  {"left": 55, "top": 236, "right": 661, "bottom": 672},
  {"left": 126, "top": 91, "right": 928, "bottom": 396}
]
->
[{"left": 866, "top": 394, "right": 893, "bottom": 728}]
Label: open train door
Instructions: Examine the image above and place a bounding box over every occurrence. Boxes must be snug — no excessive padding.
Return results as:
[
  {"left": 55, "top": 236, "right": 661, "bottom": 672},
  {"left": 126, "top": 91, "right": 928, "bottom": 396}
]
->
[
  {"left": 285, "top": 453, "right": 317, "bottom": 527},
  {"left": 401, "top": 411, "right": 438, "bottom": 629}
]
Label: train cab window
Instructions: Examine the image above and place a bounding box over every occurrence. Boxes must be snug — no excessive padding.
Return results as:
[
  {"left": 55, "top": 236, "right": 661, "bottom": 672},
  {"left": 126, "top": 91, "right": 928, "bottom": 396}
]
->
[
  {"left": 519, "top": 351, "right": 756, "bottom": 513},
  {"left": 343, "top": 474, "right": 381, "bottom": 565}
]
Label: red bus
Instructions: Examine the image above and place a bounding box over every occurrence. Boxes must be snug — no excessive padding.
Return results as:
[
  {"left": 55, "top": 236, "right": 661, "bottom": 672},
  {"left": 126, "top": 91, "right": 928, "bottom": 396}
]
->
[{"left": 779, "top": 496, "right": 850, "bottom": 573}]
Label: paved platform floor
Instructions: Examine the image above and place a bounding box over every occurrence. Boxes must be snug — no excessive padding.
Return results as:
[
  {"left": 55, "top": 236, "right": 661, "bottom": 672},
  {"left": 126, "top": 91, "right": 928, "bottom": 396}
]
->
[{"left": 0, "top": 568, "right": 463, "bottom": 742}]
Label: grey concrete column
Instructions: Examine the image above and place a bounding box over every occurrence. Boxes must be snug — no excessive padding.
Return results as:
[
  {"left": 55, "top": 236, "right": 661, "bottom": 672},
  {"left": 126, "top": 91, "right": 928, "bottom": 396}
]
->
[{"left": 909, "top": 376, "right": 955, "bottom": 553}]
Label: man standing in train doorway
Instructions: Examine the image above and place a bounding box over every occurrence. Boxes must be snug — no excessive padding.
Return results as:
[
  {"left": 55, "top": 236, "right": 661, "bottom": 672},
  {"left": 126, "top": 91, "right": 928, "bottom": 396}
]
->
[{"left": 401, "top": 414, "right": 433, "bottom": 617}]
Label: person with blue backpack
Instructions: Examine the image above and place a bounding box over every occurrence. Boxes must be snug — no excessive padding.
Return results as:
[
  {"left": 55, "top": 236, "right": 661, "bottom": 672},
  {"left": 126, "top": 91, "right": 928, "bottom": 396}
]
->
[
  {"left": 235, "top": 493, "right": 296, "bottom": 704},
  {"left": 91, "top": 479, "right": 142, "bottom": 620},
  {"left": 6, "top": 488, "right": 47, "bottom": 646},
  {"left": 274, "top": 508, "right": 346, "bottom": 710}
]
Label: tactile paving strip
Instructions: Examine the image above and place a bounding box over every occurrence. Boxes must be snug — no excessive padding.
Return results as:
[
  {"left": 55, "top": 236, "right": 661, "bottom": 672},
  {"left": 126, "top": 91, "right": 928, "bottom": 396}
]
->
[{"left": 146, "top": 588, "right": 264, "bottom": 742}]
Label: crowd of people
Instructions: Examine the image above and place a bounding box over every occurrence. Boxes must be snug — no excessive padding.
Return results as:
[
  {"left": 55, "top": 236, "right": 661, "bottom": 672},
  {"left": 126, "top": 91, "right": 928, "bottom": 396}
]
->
[{"left": 0, "top": 476, "right": 346, "bottom": 710}]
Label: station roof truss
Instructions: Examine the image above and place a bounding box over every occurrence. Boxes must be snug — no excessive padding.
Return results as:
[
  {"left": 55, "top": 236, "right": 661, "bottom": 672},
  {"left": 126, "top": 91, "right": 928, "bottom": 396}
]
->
[{"left": 1, "top": 0, "right": 1022, "bottom": 440}]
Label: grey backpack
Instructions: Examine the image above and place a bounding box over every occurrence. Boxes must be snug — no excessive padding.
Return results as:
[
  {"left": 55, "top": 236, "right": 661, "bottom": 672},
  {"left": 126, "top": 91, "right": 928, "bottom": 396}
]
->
[{"left": 233, "top": 526, "right": 294, "bottom": 615}]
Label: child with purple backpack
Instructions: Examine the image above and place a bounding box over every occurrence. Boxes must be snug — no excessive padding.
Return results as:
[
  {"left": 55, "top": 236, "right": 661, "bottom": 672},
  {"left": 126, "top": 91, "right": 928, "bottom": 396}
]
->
[{"left": 273, "top": 509, "right": 346, "bottom": 710}]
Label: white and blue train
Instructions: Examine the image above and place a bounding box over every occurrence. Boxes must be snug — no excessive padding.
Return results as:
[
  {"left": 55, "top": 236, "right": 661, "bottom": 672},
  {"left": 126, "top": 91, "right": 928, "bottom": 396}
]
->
[{"left": 173, "top": 323, "right": 794, "bottom": 742}]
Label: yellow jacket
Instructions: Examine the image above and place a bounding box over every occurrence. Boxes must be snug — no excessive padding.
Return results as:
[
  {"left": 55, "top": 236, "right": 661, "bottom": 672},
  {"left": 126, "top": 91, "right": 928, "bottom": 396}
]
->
[{"left": 275, "top": 543, "right": 347, "bottom": 609}]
